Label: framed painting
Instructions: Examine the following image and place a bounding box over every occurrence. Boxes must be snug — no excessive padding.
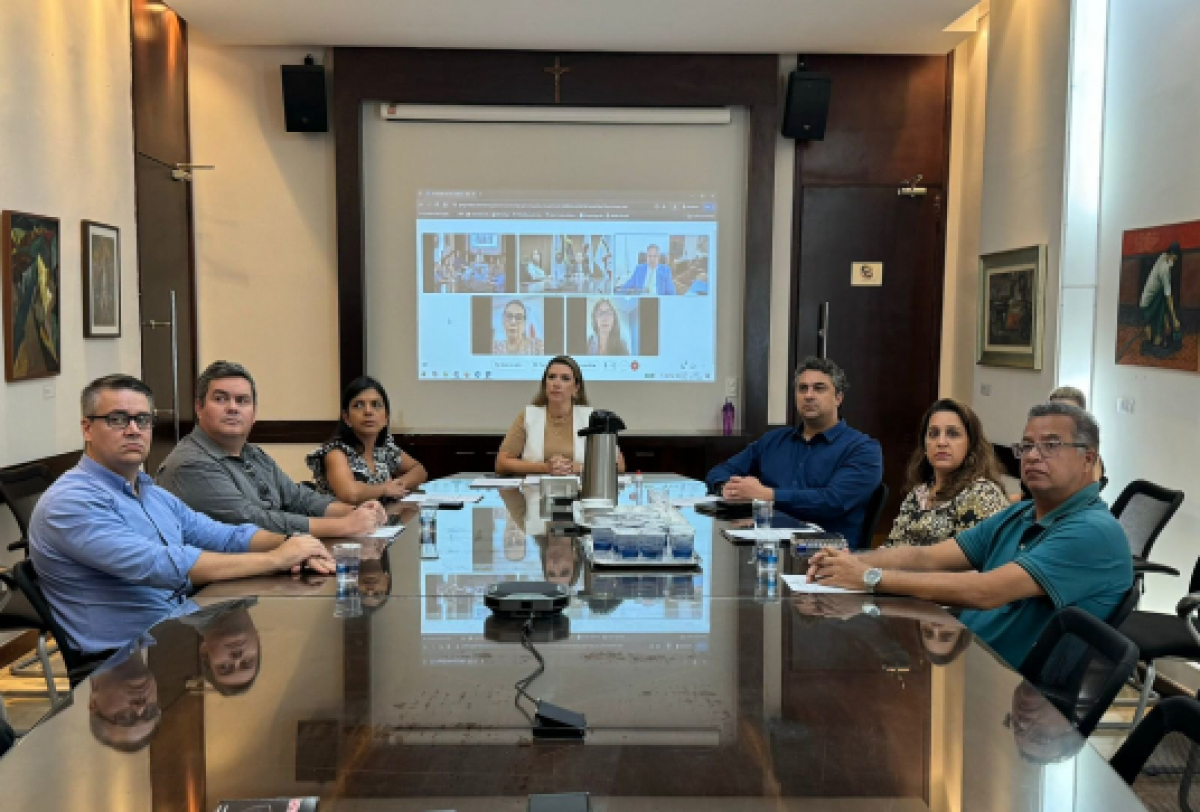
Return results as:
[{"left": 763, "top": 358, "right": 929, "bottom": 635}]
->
[
  {"left": 81, "top": 220, "right": 121, "bottom": 338},
  {"left": 976, "top": 245, "right": 1046, "bottom": 370},
  {"left": 2, "top": 210, "right": 61, "bottom": 382},
  {"left": 1114, "top": 218, "right": 1199, "bottom": 372}
]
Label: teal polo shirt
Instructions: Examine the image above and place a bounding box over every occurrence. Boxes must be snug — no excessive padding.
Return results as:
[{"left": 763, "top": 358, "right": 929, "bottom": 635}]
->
[{"left": 956, "top": 483, "right": 1132, "bottom": 669}]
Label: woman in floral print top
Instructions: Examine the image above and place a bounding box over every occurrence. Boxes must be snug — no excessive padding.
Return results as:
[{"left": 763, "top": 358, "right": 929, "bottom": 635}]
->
[{"left": 887, "top": 399, "right": 1009, "bottom": 547}]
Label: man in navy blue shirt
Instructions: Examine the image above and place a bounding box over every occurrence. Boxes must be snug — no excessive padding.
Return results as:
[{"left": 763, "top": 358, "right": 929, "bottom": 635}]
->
[
  {"left": 29, "top": 374, "right": 335, "bottom": 655},
  {"left": 705, "top": 357, "right": 883, "bottom": 548}
]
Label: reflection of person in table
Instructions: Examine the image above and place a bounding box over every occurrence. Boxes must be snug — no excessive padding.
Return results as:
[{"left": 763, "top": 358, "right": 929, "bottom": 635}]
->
[
  {"left": 1139, "top": 241, "right": 1183, "bottom": 354},
  {"left": 493, "top": 300, "right": 544, "bottom": 355},
  {"left": 587, "top": 298, "right": 629, "bottom": 356},
  {"left": 88, "top": 635, "right": 161, "bottom": 752},
  {"left": 178, "top": 598, "right": 262, "bottom": 696},
  {"left": 1007, "top": 680, "right": 1085, "bottom": 763},
  {"left": 539, "top": 534, "right": 583, "bottom": 586}
]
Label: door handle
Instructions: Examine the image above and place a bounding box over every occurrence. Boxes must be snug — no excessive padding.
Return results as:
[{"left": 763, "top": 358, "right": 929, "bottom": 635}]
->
[
  {"left": 818, "top": 302, "right": 830, "bottom": 359},
  {"left": 142, "top": 291, "right": 181, "bottom": 444}
]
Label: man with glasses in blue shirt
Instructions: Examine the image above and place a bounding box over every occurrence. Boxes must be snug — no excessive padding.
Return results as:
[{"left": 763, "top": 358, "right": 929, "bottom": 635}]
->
[
  {"left": 28, "top": 374, "right": 335, "bottom": 656},
  {"left": 704, "top": 356, "right": 884, "bottom": 548},
  {"left": 808, "top": 402, "right": 1132, "bottom": 668}
]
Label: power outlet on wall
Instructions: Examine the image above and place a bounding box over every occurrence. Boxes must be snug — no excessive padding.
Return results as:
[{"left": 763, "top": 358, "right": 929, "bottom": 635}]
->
[
  {"left": 42, "top": 383, "right": 55, "bottom": 400},
  {"left": 1116, "top": 397, "right": 1135, "bottom": 415},
  {"left": 725, "top": 377, "right": 739, "bottom": 398},
  {"left": 980, "top": 383, "right": 992, "bottom": 396}
]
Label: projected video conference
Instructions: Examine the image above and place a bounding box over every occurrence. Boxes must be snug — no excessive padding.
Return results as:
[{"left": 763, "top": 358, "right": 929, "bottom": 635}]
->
[{"left": 415, "top": 191, "right": 718, "bottom": 382}]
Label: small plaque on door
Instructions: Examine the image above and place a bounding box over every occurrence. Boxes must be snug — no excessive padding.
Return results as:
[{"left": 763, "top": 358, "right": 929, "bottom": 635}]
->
[{"left": 851, "top": 262, "right": 883, "bottom": 287}]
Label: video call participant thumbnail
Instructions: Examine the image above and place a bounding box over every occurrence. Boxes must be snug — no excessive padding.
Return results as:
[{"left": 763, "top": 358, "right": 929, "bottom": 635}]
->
[
  {"left": 617, "top": 243, "right": 676, "bottom": 295},
  {"left": 470, "top": 296, "right": 565, "bottom": 356},
  {"left": 564, "top": 297, "right": 659, "bottom": 358}
]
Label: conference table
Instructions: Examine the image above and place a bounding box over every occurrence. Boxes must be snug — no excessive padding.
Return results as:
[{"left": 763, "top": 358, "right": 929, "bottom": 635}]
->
[{"left": 0, "top": 475, "right": 1148, "bottom": 811}]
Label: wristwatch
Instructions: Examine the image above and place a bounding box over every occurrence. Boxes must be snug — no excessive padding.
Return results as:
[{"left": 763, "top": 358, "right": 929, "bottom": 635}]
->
[
  {"left": 863, "top": 567, "right": 884, "bottom": 594},
  {"left": 861, "top": 602, "right": 882, "bottom": 618}
]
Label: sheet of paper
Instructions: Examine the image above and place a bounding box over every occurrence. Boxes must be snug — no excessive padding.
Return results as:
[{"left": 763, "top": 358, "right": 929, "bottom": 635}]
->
[
  {"left": 523, "top": 475, "right": 542, "bottom": 486},
  {"left": 399, "top": 493, "right": 485, "bottom": 505},
  {"left": 367, "top": 524, "right": 404, "bottom": 539},
  {"left": 723, "top": 528, "right": 798, "bottom": 543},
  {"left": 671, "top": 495, "right": 721, "bottom": 507},
  {"left": 780, "top": 574, "right": 865, "bottom": 594},
  {"left": 469, "top": 478, "right": 522, "bottom": 488}
]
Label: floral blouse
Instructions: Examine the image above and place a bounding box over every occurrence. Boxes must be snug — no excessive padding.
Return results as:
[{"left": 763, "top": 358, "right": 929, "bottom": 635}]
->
[
  {"left": 887, "top": 478, "right": 1008, "bottom": 547},
  {"left": 305, "top": 437, "right": 404, "bottom": 496}
]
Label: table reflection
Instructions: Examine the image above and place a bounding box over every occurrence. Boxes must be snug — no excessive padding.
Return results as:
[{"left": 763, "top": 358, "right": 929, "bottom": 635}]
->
[{"left": 0, "top": 474, "right": 1148, "bottom": 811}]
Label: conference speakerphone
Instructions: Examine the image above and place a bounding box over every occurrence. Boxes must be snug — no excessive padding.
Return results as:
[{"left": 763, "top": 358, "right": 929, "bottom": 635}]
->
[{"left": 484, "top": 581, "right": 570, "bottom": 619}]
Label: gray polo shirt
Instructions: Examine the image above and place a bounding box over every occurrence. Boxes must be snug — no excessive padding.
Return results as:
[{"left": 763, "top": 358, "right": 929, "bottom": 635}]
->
[{"left": 156, "top": 427, "right": 336, "bottom": 535}]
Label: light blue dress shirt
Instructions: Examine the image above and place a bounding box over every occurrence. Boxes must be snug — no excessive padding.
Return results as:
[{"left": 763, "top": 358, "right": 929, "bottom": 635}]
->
[{"left": 29, "top": 455, "right": 258, "bottom": 654}]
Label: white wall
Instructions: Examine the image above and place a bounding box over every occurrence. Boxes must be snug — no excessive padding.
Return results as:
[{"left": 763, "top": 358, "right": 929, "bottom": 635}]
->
[
  {"left": 0, "top": 0, "right": 141, "bottom": 466},
  {"left": 941, "top": 11, "right": 990, "bottom": 404},
  {"left": 188, "top": 37, "right": 339, "bottom": 420},
  {"left": 972, "top": 0, "right": 1071, "bottom": 443},
  {"left": 1092, "top": 0, "right": 1200, "bottom": 614}
]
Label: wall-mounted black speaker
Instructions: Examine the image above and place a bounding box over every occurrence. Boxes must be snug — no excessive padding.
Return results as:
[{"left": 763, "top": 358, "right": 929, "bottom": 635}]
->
[
  {"left": 281, "top": 57, "right": 328, "bottom": 133},
  {"left": 781, "top": 70, "right": 832, "bottom": 141}
]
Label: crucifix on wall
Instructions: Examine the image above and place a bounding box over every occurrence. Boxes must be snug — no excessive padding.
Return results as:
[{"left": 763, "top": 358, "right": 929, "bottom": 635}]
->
[{"left": 543, "top": 57, "right": 570, "bottom": 104}]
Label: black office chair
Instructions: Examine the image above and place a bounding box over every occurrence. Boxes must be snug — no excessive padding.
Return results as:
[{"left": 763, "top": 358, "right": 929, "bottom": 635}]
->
[
  {"left": 1019, "top": 605, "right": 1140, "bottom": 737},
  {"left": 859, "top": 482, "right": 889, "bottom": 548},
  {"left": 0, "top": 463, "right": 52, "bottom": 556},
  {"left": 1111, "top": 479, "right": 1185, "bottom": 579},
  {"left": 1119, "top": 558, "right": 1200, "bottom": 728},
  {"left": 1111, "top": 696, "right": 1200, "bottom": 811},
  {"left": 9, "top": 560, "right": 98, "bottom": 687},
  {"left": 0, "top": 570, "right": 67, "bottom": 713},
  {"left": 1111, "top": 573, "right": 1145, "bottom": 630},
  {"left": 0, "top": 464, "right": 63, "bottom": 682}
]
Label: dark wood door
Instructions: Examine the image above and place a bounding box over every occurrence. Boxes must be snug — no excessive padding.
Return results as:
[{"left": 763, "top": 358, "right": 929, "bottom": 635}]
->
[
  {"left": 792, "top": 185, "right": 945, "bottom": 539},
  {"left": 135, "top": 154, "right": 196, "bottom": 470},
  {"left": 131, "top": 0, "right": 196, "bottom": 470}
]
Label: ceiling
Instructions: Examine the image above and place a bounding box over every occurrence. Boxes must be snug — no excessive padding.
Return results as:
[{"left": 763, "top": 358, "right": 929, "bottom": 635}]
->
[{"left": 167, "top": 0, "right": 980, "bottom": 55}]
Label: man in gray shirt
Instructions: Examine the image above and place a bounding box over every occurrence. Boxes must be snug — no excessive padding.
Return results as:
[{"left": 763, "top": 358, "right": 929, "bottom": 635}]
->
[{"left": 158, "top": 361, "right": 383, "bottom": 538}]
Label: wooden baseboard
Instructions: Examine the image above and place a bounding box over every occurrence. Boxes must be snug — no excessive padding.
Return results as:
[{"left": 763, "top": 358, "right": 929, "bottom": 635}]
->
[{"left": 0, "top": 630, "right": 37, "bottom": 669}]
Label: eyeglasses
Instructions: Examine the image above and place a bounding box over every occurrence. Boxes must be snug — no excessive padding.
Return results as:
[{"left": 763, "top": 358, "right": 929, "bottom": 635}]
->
[
  {"left": 504, "top": 311, "right": 526, "bottom": 322},
  {"left": 213, "top": 654, "right": 257, "bottom": 677},
  {"left": 1011, "top": 441, "right": 1090, "bottom": 459},
  {"left": 86, "top": 411, "right": 155, "bottom": 431},
  {"left": 795, "top": 383, "right": 831, "bottom": 394}
]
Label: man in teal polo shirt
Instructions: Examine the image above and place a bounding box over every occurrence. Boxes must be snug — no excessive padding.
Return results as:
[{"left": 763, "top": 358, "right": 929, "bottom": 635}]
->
[{"left": 807, "top": 402, "right": 1132, "bottom": 669}]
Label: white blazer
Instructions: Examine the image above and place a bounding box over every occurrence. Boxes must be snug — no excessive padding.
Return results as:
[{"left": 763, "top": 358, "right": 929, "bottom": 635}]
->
[{"left": 522, "top": 405, "right": 593, "bottom": 462}]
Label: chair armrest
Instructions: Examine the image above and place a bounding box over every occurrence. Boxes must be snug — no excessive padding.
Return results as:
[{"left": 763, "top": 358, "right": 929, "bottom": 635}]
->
[
  {"left": 1134, "top": 559, "right": 1181, "bottom": 578},
  {"left": 1176, "top": 593, "right": 1200, "bottom": 618}
]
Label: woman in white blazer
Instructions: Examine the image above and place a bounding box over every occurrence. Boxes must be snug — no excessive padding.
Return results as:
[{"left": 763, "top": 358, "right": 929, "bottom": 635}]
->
[{"left": 496, "top": 355, "right": 626, "bottom": 476}]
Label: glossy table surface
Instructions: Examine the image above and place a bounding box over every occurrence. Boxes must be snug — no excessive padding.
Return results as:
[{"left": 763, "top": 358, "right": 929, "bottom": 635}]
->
[{"left": 0, "top": 475, "right": 1146, "bottom": 811}]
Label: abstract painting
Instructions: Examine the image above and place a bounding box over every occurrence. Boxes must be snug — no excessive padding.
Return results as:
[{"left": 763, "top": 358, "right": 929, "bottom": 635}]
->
[
  {"left": 3, "top": 211, "right": 61, "bottom": 382},
  {"left": 977, "top": 245, "right": 1046, "bottom": 370},
  {"left": 1115, "top": 218, "right": 1199, "bottom": 372},
  {"left": 82, "top": 220, "right": 121, "bottom": 338}
]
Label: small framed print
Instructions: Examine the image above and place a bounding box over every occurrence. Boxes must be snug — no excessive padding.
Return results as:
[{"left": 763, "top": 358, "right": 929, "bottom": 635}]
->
[
  {"left": 977, "top": 245, "right": 1046, "bottom": 370},
  {"left": 81, "top": 220, "right": 121, "bottom": 338}
]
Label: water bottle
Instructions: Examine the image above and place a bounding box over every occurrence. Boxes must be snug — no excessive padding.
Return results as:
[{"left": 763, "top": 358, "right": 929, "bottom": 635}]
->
[
  {"left": 722, "top": 398, "right": 735, "bottom": 436},
  {"left": 757, "top": 540, "right": 779, "bottom": 574},
  {"left": 632, "top": 471, "right": 644, "bottom": 505}
]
